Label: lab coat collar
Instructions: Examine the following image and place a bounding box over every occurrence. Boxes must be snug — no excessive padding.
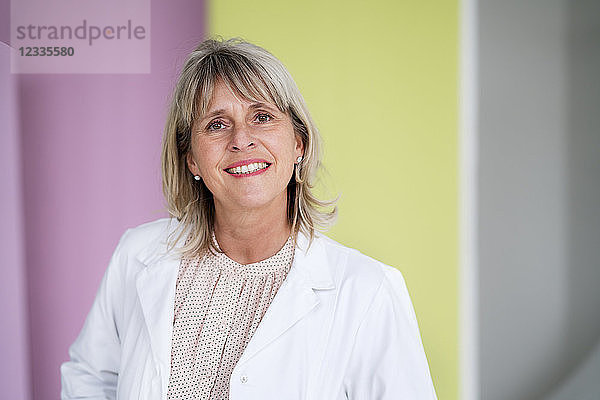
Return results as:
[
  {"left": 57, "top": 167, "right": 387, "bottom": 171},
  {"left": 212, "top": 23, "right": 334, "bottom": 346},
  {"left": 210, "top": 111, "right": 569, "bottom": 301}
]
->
[
  {"left": 134, "top": 219, "right": 336, "bottom": 391},
  {"left": 292, "top": 231, "right": 335, "bottom": 290},
  {"left": 135, "top": 219, "right": 336, "bottom": 290}
]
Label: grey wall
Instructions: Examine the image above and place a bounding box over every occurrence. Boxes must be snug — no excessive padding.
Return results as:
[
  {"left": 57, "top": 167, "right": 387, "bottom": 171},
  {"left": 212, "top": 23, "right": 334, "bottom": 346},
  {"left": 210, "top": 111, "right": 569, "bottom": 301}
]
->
[{"left": 477, "top": 1, "right": 600, "bottom": 399}]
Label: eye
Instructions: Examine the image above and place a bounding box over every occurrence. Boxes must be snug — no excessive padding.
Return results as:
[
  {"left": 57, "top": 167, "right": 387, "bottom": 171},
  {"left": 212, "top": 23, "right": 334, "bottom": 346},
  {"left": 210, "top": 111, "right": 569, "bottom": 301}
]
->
[
  {"left": 254, "top": 113, "right": 273, "bottom": 123},
  {"left": 206, "top": 119, "right": 226, "bottom": 131}
]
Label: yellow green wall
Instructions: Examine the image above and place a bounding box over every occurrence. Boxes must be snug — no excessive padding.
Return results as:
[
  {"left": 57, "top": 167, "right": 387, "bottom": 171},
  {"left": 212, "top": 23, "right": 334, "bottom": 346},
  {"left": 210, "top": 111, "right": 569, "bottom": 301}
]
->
[{"left": 209, "top": 1, "right": 459, "bottom": 398}]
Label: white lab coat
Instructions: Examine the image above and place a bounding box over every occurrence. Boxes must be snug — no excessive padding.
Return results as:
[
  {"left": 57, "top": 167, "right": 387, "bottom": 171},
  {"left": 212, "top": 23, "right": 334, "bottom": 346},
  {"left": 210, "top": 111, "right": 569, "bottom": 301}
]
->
[{"left": 61, "top": 218, "right": 437, "bottom": 399}]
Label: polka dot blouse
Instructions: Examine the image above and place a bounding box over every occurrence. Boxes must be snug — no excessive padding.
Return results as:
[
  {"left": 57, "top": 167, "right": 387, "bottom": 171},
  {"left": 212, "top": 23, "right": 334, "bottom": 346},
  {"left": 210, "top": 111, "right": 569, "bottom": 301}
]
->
[{"left": 166, "top": 236, "right": 294, "bottom": 400}]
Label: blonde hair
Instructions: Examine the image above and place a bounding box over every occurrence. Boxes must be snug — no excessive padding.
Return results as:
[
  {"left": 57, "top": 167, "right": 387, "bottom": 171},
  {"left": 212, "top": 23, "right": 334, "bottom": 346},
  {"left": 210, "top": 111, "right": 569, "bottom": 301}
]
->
[{"left": 161, "top": 38, "right": 337, "bottom": 257}]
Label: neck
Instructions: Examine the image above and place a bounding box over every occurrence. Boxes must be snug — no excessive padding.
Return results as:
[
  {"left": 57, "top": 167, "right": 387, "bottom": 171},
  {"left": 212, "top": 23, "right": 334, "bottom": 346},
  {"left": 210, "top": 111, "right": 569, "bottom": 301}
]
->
[{"left": 213, "top": 196, "right": 292, "bottom": 265}]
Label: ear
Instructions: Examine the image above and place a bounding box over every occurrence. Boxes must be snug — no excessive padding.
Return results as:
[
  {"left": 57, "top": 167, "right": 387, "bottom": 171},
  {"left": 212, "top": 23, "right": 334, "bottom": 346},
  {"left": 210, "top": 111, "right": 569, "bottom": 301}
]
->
[
  {"left": 294, "top": 135, "right": 304, "bottom": 159},
  {"left": 186, "top": 152, "right": 201, "bottom": 177}
]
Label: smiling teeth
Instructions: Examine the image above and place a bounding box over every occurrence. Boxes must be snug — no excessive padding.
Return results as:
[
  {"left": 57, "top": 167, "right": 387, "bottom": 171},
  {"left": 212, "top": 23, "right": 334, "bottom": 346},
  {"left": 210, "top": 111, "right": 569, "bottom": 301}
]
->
[{"left": 226, "top": 162, "right": 269, "bottom": 175}]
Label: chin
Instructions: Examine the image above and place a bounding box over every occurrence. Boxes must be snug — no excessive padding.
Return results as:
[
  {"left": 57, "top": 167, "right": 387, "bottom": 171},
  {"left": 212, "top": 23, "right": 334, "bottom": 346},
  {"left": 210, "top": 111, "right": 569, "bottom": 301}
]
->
[
  {"left": 234, "top": 196, "right": 278, "bottom": 211},
  {"left": 230, "top": 188, "right": 287, "bottom": 211}
]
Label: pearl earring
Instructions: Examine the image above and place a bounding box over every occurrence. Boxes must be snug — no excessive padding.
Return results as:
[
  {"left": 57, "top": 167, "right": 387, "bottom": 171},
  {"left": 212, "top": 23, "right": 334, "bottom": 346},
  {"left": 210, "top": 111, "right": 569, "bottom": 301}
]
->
[
  {"left": 194, "top": 175, "right": 201, "bottom": 181},
  {"left": 296, "top": 156, "right": 303, "bottom": 164}
]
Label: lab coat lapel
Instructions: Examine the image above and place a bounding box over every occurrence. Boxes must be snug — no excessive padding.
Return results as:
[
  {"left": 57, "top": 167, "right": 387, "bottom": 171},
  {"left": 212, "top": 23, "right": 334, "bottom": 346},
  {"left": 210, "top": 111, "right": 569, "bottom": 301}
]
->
[
  {"left": 236, "top": 234, "right": 335, "bottom": 367},
  {"left": 134, "top": 220, "right": 184, "bottom": 392},
  {"left": 135, "top": 254, "right": 179, "bottom": 369}
]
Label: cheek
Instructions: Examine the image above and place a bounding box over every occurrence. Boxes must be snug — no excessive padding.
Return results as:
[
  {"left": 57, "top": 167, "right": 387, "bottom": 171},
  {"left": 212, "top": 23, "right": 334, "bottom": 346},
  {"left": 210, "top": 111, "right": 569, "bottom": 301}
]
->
[
  {"left": 277, "top": 132, "right": 300, "bottom": 157},
  {"left": 277, "top": 142, "right": 298, "bottom": 179},
  {"left": 193, "top": 139, "right": 223, "bottom": 173}
]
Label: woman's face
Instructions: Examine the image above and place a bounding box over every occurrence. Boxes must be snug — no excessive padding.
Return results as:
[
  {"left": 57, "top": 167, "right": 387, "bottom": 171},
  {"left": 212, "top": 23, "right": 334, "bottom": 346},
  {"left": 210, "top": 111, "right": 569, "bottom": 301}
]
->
[{"left": 187, "top": 79, "right": 304, "bottom": 213}]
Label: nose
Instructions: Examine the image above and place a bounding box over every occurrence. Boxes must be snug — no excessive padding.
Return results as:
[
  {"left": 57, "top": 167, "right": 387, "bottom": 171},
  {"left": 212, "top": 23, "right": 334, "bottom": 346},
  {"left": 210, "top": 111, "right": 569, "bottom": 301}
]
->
[{"left": 229, "top": 125, "right": 255, "bottom": 152}]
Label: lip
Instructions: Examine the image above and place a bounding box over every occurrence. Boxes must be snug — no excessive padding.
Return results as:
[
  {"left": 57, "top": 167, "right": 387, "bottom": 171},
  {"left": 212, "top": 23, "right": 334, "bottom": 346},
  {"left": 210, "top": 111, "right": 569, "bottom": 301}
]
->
[
  {"left": 223, "top": 158, "right": 271, "bottom": 178},
  {"left": 224, "top": 158, "right": 270, "bottom": 170}
]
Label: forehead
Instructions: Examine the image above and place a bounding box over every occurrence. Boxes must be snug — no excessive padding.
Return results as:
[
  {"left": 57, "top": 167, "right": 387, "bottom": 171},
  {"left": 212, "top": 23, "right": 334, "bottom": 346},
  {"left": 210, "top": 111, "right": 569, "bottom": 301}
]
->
[
  {"left": 198, "top": 75, "right": 281, "bottom": 119},
  {"left": 207, "top": 79, "right": 259, "bottom": 108}
]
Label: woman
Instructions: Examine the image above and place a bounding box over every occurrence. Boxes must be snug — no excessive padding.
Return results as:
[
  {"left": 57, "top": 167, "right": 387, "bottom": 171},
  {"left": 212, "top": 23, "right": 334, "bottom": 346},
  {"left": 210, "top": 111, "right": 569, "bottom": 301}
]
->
[{"left": 61, "top": 38, "right": 437, "bottom": 399}]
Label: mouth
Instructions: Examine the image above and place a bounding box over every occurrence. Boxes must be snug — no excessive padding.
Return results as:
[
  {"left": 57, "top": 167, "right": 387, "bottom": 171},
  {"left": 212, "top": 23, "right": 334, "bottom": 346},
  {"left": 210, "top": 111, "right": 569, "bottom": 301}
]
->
[{"left": 224, "top": 161, "right": 271, "bottom": 177}]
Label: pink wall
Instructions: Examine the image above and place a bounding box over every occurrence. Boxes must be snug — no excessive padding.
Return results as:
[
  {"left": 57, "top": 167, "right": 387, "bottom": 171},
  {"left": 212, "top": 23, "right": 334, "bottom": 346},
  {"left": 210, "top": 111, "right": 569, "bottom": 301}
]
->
[
  {"left": 1, "top": 41, "right": 31, "bottom": 400},
  {"left": 2, "top": 1, "right": 206, "bottom": 398}
]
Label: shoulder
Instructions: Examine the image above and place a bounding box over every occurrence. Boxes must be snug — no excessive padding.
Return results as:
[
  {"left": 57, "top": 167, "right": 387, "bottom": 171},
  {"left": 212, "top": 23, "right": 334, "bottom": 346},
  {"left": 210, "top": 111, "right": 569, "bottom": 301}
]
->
[
  {"left": 313, "top": 233, "right": 409, "bottom": 305},
  {"left": 316, "top": 234, "right": 424, "bottom": 340},
  {"left": 115, "top": 217, "right": 180, "bottom": 261}
]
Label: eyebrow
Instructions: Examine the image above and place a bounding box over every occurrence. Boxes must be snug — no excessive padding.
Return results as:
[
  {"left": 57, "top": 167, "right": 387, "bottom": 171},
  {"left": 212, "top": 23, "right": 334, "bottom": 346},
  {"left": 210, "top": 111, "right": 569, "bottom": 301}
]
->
[
  {"left": 201, "top": 108, "right": 228, "bottom": 121},
  {"left": 248, "top": 102, "right": 278, "bottom": 112},
  {"left": 201, "top": 102, "right": 280, "bottom": 122}
]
